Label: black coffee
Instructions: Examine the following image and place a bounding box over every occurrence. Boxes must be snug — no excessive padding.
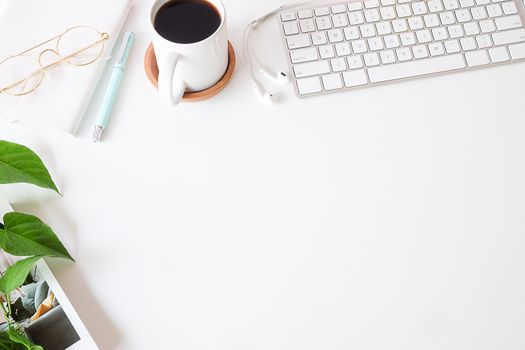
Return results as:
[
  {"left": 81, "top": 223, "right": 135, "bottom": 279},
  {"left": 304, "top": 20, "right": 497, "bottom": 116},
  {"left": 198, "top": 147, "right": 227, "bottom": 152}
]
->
[{"left": 154, "top": 0, "right": 221, "bottom": 44}]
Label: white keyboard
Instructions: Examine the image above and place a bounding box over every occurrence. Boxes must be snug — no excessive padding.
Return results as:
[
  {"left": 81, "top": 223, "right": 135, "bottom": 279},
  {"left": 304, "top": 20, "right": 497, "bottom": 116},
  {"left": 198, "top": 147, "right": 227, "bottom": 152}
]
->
[{"left": 279, "top": 0, "right": 525, "bottom": 96}]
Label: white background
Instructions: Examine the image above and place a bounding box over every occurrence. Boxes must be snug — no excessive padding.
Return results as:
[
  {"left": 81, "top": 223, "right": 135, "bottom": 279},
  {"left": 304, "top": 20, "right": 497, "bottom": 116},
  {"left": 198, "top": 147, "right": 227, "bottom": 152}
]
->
[{"left": 1, "top": 0, "right": 525, "bottom": 349}]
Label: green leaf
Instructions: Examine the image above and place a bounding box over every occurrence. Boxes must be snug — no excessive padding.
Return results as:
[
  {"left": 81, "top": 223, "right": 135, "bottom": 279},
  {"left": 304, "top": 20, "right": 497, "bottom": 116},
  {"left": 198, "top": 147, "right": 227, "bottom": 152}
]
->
[
  {"left": 7, "top": 328, "right": 42, "bottom": 350},
  {"left": 0, "top": 213, "right": 73, "bottom": 261},
  {"left": 7, "top": 328, "right": 31, "bottom": 349},
  {"left": 0, "top": 257, "right": 42, "bottom": 294},
  {"left": 0, "top": 140, "right": 59, "bottom": 194},
  {"left": 0, "top": 332, "right": 11, "bottom": 350}
]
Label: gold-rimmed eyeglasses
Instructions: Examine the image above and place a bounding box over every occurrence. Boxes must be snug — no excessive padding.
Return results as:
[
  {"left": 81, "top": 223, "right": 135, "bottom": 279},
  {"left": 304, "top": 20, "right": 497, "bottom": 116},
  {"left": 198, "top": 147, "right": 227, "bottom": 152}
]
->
[{"left": 0, "top": 25, "right": 109, "bottom": 96}]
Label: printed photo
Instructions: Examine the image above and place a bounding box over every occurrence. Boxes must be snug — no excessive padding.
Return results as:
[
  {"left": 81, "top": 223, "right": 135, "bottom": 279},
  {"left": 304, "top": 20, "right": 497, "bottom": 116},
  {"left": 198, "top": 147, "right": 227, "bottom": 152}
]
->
[{"left": 0, "top": 199, "right": 98, "bottom": 350}]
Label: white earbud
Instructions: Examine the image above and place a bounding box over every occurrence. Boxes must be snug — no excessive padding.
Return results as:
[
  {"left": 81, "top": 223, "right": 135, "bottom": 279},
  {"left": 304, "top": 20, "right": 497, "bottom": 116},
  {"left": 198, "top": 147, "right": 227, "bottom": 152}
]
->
[
  {"left": 244, "top": 0, "right": 314, "bottom": 103},
  {"left": 252, "top": 78, "right": 277, "bottom": 103},
  {"left": 248, "top": 46, "right": 290, "bottom": 85},
  {"left": 255, "top": 65, "right": 290, "bottom": 85}
]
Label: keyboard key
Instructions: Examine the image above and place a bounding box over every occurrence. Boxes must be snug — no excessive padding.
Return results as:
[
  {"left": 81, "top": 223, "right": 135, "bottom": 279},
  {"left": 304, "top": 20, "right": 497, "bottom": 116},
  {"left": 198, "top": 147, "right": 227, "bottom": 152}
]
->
[
  {"left": 459, "top": 0, "right": 475, "bottom": 7},
  {"left": 283, "top": 22, "right": 299, "bottom": 35},
  {"left": 297, "top": 77, "right": 322, "bottom": 94},
  {"left": 440, "top": 11, "right": 456, "bottom": 25},
  {"left": 322, "top": 73, "right": 343, "bottom": 90},
  {"left": 331, "top": 57, "right": 347, "bottom": 71},
  {"left": 377, "top": 21, "right": 393, "bottom": 35},
  {"left": 347, "top": 55, "right": 364, "bottom": 68},
  {"left": 328, "top": 29, "right": 344, "bottom": 42},
  {"left": 487, "top": 4, "right": 503, "bottom": 17},
  {"left": 312, "top": 31, "right": 328, "bottom": 45},
  {"left": 392, "top": 19, "right": 408, "bottom": 32},
  {"left": 364, "top": 52, "right": 381, "bottom": 66},
  {"left": 444, "top": 39, "right": 461, "bottom": 52},
  {"left": 495, "top": 15, "right": 523, "bottom": 30},
  {"left": 349, "top": 11, "right": 365, "bottom": 24},
  {"left": 501, "top": 1, "right": 518, "bottom": 14},
  {"left": 332, "top": 4, "right": 348, "bottom": 13},
  {"left": 464, "top": 22, "right": 480, "bottom": 35},
  {"left": 348, "top": 2, "right": 364, "bottom": 11},
  {"left": 287, "top": 34, "right": 311, "bottom": 49},
  {"left": 293, "top": 60, "right": 331, "bottom": 78},
  {"left": 360, "top": 24, "right": 376, "bottom": 37},
  {"left": 412, "top": 2, "right": 428, "bottom": 15},
  {"left": 448, "top": 24, "right": 465, "bottom": 38},
  {"left": 489, "top": 46, "right": 510, "bottom": 62},
  {"left": 365, "top": 0, "right": 380, "bottom": 8},
  {"left": 335, "top": 42, "right": 352, "bottom": 55},
  {"left": 381, "top": 0, "right": 395, "bottom": 5},
  {"left": 384, "top": 34, "right": 401, "bottom": 47},
  {"left": 424, "top": 14, "right": 440, "bottom": 27},
  {"left": 400, "top": 31, "right": 417, "bottom": 45},
  {"left": 352, "top": 39, "right": 368, "bottom": 53},
  {"left": 380, "top": 49, "right": 396, "bottom": 63},
  {"left": 429, "top": 42, "right": 445, "bottom": 55},
  {"left": 344, "top": 26, "right": 360, "bottom": 40},
  {"left": 281, "top": 12, "right": 296, "bottom": 21},
  {"left": 455, "top": 9, "right": 472, "bottom": 22},
  {"left": 290, "top": 47, "right": 318, "bottom": 63},
  {"left": 315, "top": 7, "right": 330, "bottom": 16},
  {"left": 380, "top": 6, "right": 396, "bottom": 19},
  {"left": 416, "top": 29, "right": 433, "bottom": 43},
  {"left": 368, "top": 37, "right": 385, "bottom": 50},
  {"left": 298, "top": 9, "right": 313, "bottom": 19},
  {"left": 333, "top": 14, "right": 349, "bottom": 27},
  {"left": 465, "top": 50, "right": 490, "bottom": 66},
  {"left": 413, "top": 44, "right": 429, "bottom": 58},
  {"left": 460, "top": 36, "right": 477, "bottom": 50},
  {"left": 365, "top": 8, "right": 381, "bottom": 21},
  {"left": 300, "top": 19, "right": 316, "bottom": 32},
  {"left": 396, "top": 47, "right": 413, "bottom": 61},
  {"left": 408, "top": 16, "right": 425, "bottom": 29},
  {"left": 443, "top": 0, "right": 460, "bottom": 10},
  {"left": 476, "top": 34, "right": 492, "bottom": 48},
  {"left": 480, "top": 19, "right": 496, "bottom": 32},
  {"left": 428, "top": 0, "right": 444, "bottom": 12},
  {"left": 396, "top": 4, "right": 412, "bottom": 17},
  {"left": 432, "top": 27, "right": 449, "bottom": 40},
  {"left": 319, "top": 44, "right": 336, "bottom": 58},
  {"left": 492, "top": 28, "right": 525, "bottom": 45},
  {"left": 343, "top": 70, "right": 368, "bottom": 86},
  {"left": 316, "top": 16, "right": 332, "bottom": 30},
  {"left": 471, "top": 6, "right": 487, "bottom": 19},
  {"left": 367, "top": 54, "right": 465, "bottom": 82},
  {"left": 509, "top": 42, "right": 525, "bottom": 58}
]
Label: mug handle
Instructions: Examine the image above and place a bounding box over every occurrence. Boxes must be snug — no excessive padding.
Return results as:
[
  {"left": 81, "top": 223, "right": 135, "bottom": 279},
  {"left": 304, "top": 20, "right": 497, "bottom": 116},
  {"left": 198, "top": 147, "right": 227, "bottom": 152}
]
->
[{"left": 158, "top": 53, "right": 186, "bottom": 106}]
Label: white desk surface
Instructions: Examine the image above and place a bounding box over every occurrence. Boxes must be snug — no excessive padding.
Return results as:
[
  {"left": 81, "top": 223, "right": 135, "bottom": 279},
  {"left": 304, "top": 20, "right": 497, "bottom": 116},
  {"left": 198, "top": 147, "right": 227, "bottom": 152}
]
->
[{"left": 1, "top": 0, "right": 525, "bottom": 349}]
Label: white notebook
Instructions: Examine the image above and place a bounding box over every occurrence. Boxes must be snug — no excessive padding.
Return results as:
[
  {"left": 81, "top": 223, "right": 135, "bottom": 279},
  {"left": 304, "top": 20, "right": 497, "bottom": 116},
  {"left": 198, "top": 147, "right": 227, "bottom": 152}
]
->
[{"left": 0, "top": 0, "right": 132, "bottom": 135}]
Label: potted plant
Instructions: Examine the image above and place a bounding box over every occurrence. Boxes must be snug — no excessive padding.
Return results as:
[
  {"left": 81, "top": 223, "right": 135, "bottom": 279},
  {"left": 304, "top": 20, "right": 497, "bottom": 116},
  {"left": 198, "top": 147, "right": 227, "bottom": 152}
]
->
[{"left": 0, "top": 140, "right": 73, "bottom": 350}]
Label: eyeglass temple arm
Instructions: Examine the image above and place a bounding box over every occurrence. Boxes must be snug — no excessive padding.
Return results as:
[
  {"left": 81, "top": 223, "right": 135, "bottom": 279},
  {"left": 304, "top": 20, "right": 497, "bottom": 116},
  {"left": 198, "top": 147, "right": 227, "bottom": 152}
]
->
[{"left": 16, "top": 34, "right": 62, "bottom": 56}]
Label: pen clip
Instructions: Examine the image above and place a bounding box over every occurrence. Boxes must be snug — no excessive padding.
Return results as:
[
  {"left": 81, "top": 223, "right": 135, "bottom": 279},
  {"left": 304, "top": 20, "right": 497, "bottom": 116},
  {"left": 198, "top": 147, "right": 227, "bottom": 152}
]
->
[{"left": 116, "top": 32, "right": 133, "bottom": 65}]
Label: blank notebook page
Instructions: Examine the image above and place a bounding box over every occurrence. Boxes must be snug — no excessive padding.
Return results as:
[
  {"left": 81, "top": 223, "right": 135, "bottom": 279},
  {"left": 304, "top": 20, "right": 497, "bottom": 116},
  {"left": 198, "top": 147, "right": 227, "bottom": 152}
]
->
[{"left": 0, "top": 0, "right": 131, "bottom": 135}]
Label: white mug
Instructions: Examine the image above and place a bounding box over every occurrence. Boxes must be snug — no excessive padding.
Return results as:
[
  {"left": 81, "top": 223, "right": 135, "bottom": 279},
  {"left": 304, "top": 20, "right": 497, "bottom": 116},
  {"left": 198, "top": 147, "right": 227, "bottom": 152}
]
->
[{"left": 149, "top": 0, "right": 228, "bottom": 106}]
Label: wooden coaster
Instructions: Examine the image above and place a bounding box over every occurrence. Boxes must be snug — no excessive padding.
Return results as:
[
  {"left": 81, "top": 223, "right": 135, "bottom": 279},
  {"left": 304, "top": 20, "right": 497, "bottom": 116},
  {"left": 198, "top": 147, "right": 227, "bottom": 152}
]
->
[{"left": 144, "top": 41, "right": 236, "bottom": 102}]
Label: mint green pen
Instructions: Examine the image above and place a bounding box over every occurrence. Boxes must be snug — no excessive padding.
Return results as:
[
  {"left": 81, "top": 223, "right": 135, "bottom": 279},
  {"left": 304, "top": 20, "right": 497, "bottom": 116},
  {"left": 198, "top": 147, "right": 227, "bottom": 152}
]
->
[{"left": 93, "top": 31, "right": 135, "bottom": 142}]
